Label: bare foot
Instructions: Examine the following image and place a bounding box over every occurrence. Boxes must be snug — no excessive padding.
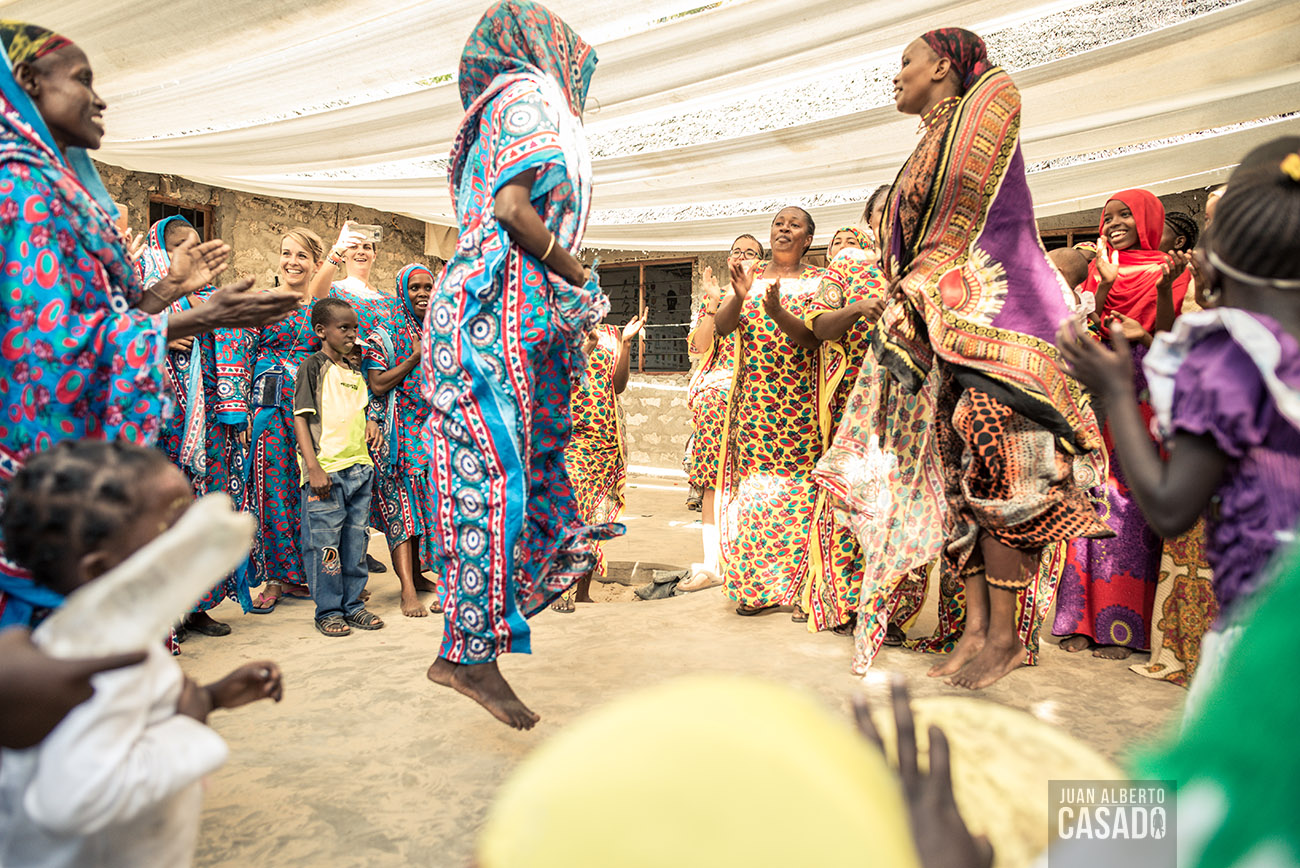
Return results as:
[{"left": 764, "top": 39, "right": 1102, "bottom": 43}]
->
[
  {"left": 928, "top": 626, "right": 986, "bottom": 678},
  {"left": 427, "top": 657, "right": 540, "bottom": 730},
  {"left": 1059, "top": 634, "right": 1091, "bottom": 653},
  {"left": 400, "top": 591, "right": 429, "bottom": 618},
  {"left": 412, "top": 575, "right": 438, "bottom": 593},
  {"left": 574, "top": 589, "right": 595, "bottom": 603},
  {"left": 550, "top": 597, "right": 575, "bottom": 613},
  {"left": 426, "top": 657, "right": 456, "bottom": 687},
  {"left": 947, "top": 639, "right": 1027, "bottom": 690},
  {"left": 1092, "top": 644, "right": 1134, "bottom": 660}
]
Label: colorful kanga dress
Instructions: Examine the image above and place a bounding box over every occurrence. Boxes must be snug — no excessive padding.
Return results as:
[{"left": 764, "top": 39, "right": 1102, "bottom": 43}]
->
[
  {"left": 330, "top": 277, "right": 393, "bottom": 340},
  {"left": 563, "top": 324, "right": 627, "bottom": 580},
  {"left": 1056, "top": 189, "right": 1190, "bottom": 650},
  {"left": 847, "top": 36, "right": 1108, "bottom": 672},
  {"left": 138, "top": 216, "right": 252, "bottom": 613},
  {"left": 333, "top": 278, "right": 396, "bottom": 536},
  {"left": 1130, "top": 519, "right": 1217, "bottom": 686},
  {"left": 718, "top": 262, "right": 826, "bottom": 611},
  {"left": 684, "top": 296, "right": 737, "bottom": 491},
  {"left": 241, "top": 304, "right": 316, "bottom": 593},
  {"left": 423, "top": 4, "right": 619, "bottom": 664},
  {"left": 364, "top": 264, "right": 438, "bottom": 575},
  {"left": 800, "top": 241, "right": 886, "bottom": 630},
  {"left": 1051, "top": 381, "right": 1161, "bottom": 651},
  {"left": 0, "top": 39, "right": 170, "bottom": 628}
]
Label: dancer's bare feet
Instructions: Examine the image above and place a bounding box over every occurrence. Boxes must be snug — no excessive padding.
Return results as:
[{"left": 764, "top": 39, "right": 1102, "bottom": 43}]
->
[
  {"left": 1092, "top": 644, "right": 1134, "bottom": 660},
  {"left": 400, "top": 590, "right": 429, "bottom": 618},
  {"left": 1059, "top": 634, "right": 1091, "bottom": 653},
  {"left": 426, "top": 657, "right": 540, "bottom": 730},
  {"left": 412, "top": 575, "right": 438, "bottom": 593},
  {"left": 947, "top": 638, "right": 1027, "bottom": 690},
  {"left": 928, "top": 626, "right": 985, "bottom": 678}
]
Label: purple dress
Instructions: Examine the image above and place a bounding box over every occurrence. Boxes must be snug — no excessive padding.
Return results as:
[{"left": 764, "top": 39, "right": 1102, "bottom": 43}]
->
[
  {"left": 1162, "top": 312, "right": 1300, "bottom": 619},
  {"left": 1052, "top": 344, "right": 1162, "bottom": 650}
]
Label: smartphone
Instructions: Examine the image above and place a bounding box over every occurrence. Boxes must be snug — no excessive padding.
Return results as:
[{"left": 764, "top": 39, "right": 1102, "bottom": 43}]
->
[
  {"left": 254, "top": 370, "right": 283, "bottom": 407},
  {"left": 353, "top": 223, "right": 383, "bottom": 244}
]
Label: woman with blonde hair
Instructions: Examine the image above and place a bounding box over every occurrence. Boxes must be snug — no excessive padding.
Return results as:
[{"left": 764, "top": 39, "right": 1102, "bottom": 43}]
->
[{"left": 244, "top": 227, "right": 330, "bottom": 611}]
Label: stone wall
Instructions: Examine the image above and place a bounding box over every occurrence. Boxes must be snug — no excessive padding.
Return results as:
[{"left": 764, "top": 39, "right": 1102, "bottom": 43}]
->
[{"left": 95, "top": 163, "right": 440, "bottom": 291}]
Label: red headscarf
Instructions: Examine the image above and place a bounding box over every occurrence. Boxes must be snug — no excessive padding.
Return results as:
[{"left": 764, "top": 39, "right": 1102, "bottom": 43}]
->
[
  {"left": 1081, "top": 188, "right": 1189, "bottom": 333},
  {"left": 920, "top": 28, "right": 994, "bottom": 93}
]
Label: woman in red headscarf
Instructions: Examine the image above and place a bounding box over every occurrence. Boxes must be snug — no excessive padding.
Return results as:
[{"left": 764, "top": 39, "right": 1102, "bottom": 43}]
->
[
  {"left": 1083, "top": 189, "right": 1191, "bottom": 334},
  {"left": 1053, "top": 189, "right": 1192, "bottom": 659}
]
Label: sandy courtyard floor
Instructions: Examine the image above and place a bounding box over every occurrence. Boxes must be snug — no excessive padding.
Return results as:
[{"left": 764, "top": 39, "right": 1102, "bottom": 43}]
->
[{"left": 180, "top": 476, "right": 1185, "bottom": 867}]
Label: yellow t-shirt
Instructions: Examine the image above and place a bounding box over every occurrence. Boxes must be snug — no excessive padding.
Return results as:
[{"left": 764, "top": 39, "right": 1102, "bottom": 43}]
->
[{"left": 293, "top": 352, "right": 372, "bottom": 483}]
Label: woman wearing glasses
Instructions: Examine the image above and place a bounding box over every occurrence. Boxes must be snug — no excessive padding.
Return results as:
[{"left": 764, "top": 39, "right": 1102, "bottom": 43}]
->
[{"left": 679, "top": 235, "right": 763, "bottom": 592}]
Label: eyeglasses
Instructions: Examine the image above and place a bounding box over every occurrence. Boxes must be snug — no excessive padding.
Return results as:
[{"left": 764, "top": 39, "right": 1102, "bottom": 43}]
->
[{"left": 728, "top": 249, "right": 760, "bottom": 259}]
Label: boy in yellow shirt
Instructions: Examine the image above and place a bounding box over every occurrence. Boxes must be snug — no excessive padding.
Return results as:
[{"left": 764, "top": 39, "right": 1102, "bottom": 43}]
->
[{"left": 293, "top": 298, "right": 385, "bottom": 637}]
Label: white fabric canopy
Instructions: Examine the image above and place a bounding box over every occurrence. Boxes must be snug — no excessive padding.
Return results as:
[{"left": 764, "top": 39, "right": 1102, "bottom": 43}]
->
[{"left": 5, "top": 0, "right": 1298, "bottom": 250}]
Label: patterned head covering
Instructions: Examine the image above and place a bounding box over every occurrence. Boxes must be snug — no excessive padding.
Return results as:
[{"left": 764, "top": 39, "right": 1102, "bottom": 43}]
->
[
  {"left": 920, "top": 27, "right": 993, "bottom": 93},
  {"left": 137, "top": 215, "right": 193, "bottom": 292},
  {"left": 457, "top": 0, "right": 597, "bottom": 115},
  {"left": 828, "top": 225, "right": 870, "bottom": 257},
  {"left": 0, "top": 20, "right": 117, "bottom": 217},
  {"left": 0, "top": 21, "right": 73, "bottom": 66},
  {"left": 394, "top": 263, "right": 434, "bottom": 325}
]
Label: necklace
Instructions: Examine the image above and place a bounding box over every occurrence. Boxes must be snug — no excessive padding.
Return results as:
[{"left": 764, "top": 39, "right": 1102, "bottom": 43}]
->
[{"left": 918, "top": 95, "right": 961, "bottom": 133}]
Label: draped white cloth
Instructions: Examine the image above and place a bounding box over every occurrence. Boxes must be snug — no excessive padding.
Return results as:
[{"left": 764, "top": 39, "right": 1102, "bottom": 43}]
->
[{"left": 6, "top": 0, "right": 1298, "bottom": 250}]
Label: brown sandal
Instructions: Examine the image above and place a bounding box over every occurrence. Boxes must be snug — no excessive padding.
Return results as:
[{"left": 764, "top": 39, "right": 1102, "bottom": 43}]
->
[{"left": 315, "top": 615, "right": 351, "bottom": 637}]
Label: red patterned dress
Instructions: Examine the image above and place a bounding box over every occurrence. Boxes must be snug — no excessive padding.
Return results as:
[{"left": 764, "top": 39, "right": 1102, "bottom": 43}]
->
[
  {"left": 719, "top": 263, "right": 827, "bottom": 610},
  {"left": 563, "top": 324, "right": 626, "bottom": 579},
  {"left": 685, "top": 300, "right": 737, "bottom": 491}
]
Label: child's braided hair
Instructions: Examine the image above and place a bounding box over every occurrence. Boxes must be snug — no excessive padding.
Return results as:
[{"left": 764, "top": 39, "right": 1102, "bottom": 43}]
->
[
  {"left": 1, "top": 440, "right": 171, "bottom": 589},
  {"left": 1163, "top": 211, "right": 1199, "bottom": 252},
  {"left": 1210, "top": 136, "right": 1300, "bottom": 285}
]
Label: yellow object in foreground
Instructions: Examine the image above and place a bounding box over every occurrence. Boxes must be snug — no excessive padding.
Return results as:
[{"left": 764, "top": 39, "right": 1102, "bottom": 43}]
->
[{"left": 478, "top": 675, "right": 922, "bottom": 868}]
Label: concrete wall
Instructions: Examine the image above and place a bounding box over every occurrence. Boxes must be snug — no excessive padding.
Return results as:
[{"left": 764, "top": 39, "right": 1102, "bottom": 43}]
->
[{"left": 95, "top": 163, "right": 440, "bottom": 291}]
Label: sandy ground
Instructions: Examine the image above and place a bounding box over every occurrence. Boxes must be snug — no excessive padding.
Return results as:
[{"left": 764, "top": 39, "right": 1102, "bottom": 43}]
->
[{"left": 180, "top": 476, "right": 1184, "bottom": 868}]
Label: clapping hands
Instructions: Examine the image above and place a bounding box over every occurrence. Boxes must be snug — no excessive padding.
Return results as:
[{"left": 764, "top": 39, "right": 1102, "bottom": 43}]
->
[{"left": 1094, "top": 237, "right": 1119, "bottom": 286}]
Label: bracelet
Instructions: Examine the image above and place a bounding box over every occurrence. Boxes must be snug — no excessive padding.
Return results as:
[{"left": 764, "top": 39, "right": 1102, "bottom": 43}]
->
[
  {"left": 327, "top": 252, "right": 344, "bottom": 266},
  {"left": 541, "top": 233, "right": 556, "bottom": 262}
]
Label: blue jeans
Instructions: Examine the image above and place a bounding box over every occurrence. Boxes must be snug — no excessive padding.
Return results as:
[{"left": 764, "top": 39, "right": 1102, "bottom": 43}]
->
[{"left": 300, "top": 463, "right": 374, "bottom": 621}]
